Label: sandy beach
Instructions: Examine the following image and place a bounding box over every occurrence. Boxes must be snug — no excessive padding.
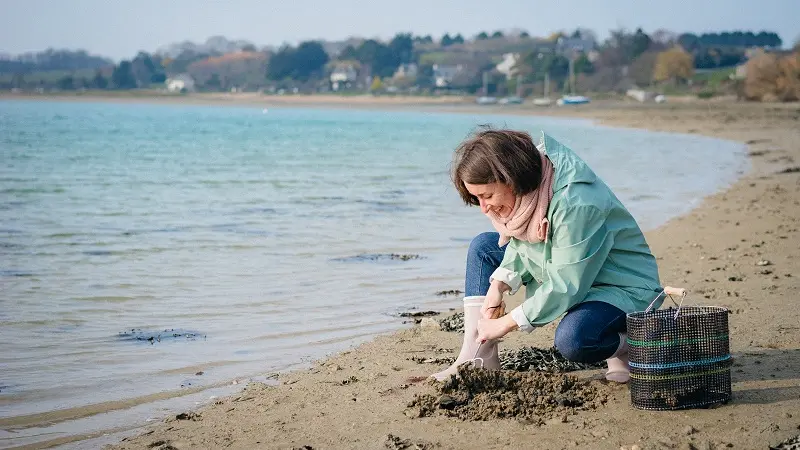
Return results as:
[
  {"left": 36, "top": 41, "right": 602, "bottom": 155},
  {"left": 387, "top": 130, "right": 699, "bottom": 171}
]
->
[{"left": 10, "top": 95, "right": 798, "bottom": 449}]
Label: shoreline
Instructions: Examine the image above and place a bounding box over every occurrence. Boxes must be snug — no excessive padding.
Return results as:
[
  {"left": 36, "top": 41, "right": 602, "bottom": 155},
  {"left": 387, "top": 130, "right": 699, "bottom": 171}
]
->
[{"left": 5, "top": 96, "right": 799, "bottom": 449}]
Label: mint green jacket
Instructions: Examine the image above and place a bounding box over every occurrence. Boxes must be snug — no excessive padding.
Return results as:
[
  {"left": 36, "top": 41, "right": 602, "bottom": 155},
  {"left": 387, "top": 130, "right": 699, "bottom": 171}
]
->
[{"left": 492, "top": 132, "right": 663, "bottom": 332}]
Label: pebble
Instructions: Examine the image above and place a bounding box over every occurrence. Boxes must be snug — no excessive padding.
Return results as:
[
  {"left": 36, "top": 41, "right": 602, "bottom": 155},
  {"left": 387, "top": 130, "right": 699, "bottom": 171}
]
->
[
  {"left": 657, "top": 436, "right": 675, "bottom": 448},
  {"left": 695, "top": 441, "right": 711, "bottom": 450},
  {"left": 419, "top": 318, "right": 441, "bottom": 329},
  {"left": 683, "top": 425, "right": 696, "bottom": 435}
]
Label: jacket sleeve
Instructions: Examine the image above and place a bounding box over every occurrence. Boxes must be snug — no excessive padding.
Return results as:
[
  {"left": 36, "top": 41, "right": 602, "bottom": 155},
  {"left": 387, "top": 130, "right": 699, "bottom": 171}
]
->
[
  {"left": 512, "top": 204, "right": 615, "bottom": 332},
  {"left": 490, "top": 241, "right": 536, "bottom": 295}
]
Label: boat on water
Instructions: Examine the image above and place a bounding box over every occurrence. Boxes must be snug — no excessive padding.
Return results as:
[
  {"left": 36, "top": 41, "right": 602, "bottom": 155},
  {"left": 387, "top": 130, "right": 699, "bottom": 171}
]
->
[
  {"left": 557, "top": 95, "right": 591, "bottom": 105},
  {"left": 555, "top": 56, "right": 591, "bottom": 105},
  {"left": 531, "top": 72, "right": 553, "bottom": 107},
  {"left": 475, "top": 96, "right": 498, "bottom": 105},
  {"left": 532, "top": 98, "right": 553, "bottom": 106},
  {"left": 499, "top": 96, "right": 524, "bottom": 105}
]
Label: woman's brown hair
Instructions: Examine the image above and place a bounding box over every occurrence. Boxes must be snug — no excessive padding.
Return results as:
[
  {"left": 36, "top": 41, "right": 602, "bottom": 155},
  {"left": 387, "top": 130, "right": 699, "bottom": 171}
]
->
[{"left": 451, "top": 128, "right": 543, "bottom": 206}]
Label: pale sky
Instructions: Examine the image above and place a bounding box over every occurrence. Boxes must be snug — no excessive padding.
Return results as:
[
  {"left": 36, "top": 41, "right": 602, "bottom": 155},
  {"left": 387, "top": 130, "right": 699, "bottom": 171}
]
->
[{"left": 1, "top": 0, "right": 797, "bottom": 60}]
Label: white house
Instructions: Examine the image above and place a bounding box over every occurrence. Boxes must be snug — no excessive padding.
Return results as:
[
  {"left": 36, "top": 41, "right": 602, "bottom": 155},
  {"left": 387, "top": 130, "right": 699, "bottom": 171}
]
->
[
  {"left": 556, "top": 36, "right": 595, "bottom": 55},
  {"left": 330, "top": 64, "right": 358, "bottom": 91},
  {"left": 432, "top": 64, "right": 464, "bottom": 88},
  {"left": 165, "top": 74, "right": 195, "bottom": 92},
  {"left": 393, "top": 63, "right": 418, "bottom": 79},
  {"left": 495, "top": 53, "right": 519, "bottom": 78}
]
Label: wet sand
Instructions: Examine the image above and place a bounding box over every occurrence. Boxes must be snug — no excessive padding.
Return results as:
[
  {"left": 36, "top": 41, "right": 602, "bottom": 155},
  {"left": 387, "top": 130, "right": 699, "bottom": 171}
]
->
[{"left": 12, "top": 96, "right": 799, "bottom": 449}]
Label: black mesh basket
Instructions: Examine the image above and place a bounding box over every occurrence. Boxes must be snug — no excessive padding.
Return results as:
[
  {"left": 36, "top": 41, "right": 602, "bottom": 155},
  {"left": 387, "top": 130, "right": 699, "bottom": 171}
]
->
[{"left": 626, "top": 299, "right": 732, "bottom": 411}]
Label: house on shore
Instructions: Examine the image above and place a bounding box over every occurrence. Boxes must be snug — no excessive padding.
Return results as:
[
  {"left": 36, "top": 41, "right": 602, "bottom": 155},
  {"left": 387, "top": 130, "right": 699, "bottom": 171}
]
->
[
  {"left": 330, "top": 64, "right": 358, "bottom": 91},
  {"left": 165, "top": 74, "right": 195, "bottom": 92},
  {"left": 432, "top": 64, "right": 464, "bottom": 88}
]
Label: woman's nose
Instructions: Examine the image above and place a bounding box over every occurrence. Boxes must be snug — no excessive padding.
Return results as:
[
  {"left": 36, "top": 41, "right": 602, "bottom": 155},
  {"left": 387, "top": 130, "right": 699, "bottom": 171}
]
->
[{"left": 479, "top": 200, "right": 490, "bottom": 214}]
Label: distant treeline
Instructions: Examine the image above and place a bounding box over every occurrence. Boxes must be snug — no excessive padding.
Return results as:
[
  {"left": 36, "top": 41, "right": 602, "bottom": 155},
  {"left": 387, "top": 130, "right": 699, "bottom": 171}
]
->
[
  {"left": 677, "top": 31, "right": 782, "bottom": 51},
  {"left": 2, "top": 28, "right": 795, "bottom": 102},
  {"left": 0, "top": 49, "right": 111, "bottom": 73}
]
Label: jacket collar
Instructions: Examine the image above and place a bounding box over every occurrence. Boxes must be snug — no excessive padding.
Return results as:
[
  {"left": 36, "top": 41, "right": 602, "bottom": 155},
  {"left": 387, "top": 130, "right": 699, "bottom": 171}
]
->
[{"left": 537, "top": 131, "right": 597, "bottom": 192}]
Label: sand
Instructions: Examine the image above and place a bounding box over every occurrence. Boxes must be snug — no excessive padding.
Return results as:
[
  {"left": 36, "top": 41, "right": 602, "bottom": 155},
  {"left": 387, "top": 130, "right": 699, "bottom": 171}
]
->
[{"left": 23, "top": 97, "right": 798, "bottom": 449}]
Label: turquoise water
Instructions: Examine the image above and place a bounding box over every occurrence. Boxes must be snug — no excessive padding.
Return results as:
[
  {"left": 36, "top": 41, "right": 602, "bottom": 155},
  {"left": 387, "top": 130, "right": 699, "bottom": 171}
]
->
[{"left": 0, "top": 100, "right": 746, "bottom": 448}]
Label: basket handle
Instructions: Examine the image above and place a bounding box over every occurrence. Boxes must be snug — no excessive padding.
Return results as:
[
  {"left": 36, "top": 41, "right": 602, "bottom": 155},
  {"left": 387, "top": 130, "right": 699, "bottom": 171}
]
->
[
  {"left": 644, "top": 286, "right": 688, "bottom": 313},
  {"left": 664, "top": 286, "right": 686, "bottom": 297}
]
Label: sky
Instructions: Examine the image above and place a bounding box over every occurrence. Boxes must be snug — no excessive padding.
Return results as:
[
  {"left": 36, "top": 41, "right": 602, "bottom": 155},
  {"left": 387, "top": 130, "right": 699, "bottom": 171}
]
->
[{"left": 1, "top": 0, "right": 797, "bottom": 60}]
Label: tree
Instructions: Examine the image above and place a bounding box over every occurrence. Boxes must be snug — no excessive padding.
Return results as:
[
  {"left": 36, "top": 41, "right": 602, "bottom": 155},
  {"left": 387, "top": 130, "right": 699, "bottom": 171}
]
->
[
  {"left": 0, "top": 48, "right": 112, "bottom": 74},
  {"left": 453, "top": 34, "right": 465, "bottom": 44},
  {"left": 677, "top": 33, "right": 700, "bottom": 52},
  {"left": 389, "top": 33, "right": 414, "bottom": 64},
  {"left": 441, "top": 33, "right": 454, "bottom": 47},
  {"left": 267, "top": 41, "right": 328, "bottom": 82},
  {"left": 650, "top": 29, "right": 678, "bottom": 49},
  {"left": 187, "top": 51, "right": 268, "bottom": 90},
  {"left": 653, "top": 47, "right": 694, "bottom": 84},
  {"left": 693, "top": 47, "right": 745, "bottom": 69},
  {"left": 353, "top": 39, "right": 398, "bottom": 78},
  {"left": 131, "top": 51, "right": 162, "bottom": 87},
  {"left": 205, "top": 73, "right": 222, "bottom": 91},
  {"left": 370, "top": 76, "right": 382, "bottom": 91},
  {"left": 573, "top": 52, "right": 594, "bottom": 74},
  {"left": 681, "top": 31, "right": 782, "bottom": 49},
  {"left": 91, "top": 70, "right": 108, "bottom": 89},
  {"left": 476, "top": 32, "right": 489, "bottom": 40},
  {"left": 492, "top": 31, "right": 504, "bottom": 39},
  {"left": 339, "top": 45, "right": 359, "bottom": 61},
  {"left": 634, "top": 53, "right": 661, "bottom": 86},
  {"left": 520, "top": 31, "right": 530, "bottom": 39},
  {"left": 744, "top": 52, "right": 800, "bottom": 102},
  {"left": 631, "top": 28, "right": 652, "bottom": 60},
  {"left": 111, "top": 60, "right": 137, "bottom": 89},
  {"left": 57, "top": 75, "right": 75, "bottom": 90},
  {"left": 628, "top": 51, "right": 659, "bottom": 86},
  {"left": 294, "top": 41, "right": 328, "bottom": 78},
  {"left": 516, "top": 51, "right": 570, "bottom": 85}
]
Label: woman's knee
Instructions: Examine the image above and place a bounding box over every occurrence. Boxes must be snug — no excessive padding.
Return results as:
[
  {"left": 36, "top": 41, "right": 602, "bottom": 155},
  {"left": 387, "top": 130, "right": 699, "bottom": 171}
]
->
[
  {"left": 467, "top": 232, "right": 499, "bottom": 260},
  {"left": 554, "top": 325, "right": 587, "bottom": 362}
]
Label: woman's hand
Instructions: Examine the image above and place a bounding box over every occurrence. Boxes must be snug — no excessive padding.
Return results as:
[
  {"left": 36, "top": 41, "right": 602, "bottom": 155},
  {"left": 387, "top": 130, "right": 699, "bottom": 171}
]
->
[
  {"left": 481, "top": 281, "right": 509, "bottom": 319},
  {"left": 476, "top": 314, "right": 518, "bottom": 342}
]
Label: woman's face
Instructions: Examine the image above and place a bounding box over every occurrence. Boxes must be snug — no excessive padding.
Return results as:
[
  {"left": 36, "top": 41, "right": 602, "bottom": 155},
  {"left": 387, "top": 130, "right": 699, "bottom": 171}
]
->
[{"left": 464, "top": 182, "right": 516, "bottom": 218}]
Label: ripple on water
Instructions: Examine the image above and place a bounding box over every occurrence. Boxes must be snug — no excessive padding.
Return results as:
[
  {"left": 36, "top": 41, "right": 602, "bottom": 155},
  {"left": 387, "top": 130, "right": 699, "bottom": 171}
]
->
[
  {"left": 0, "top": 269, "right": 35, "bottom": 277},
  {"left": 116, "top": 328, "right": 206, "bottom": 345},
  {"left": 331, "top": 253, "right": 424, "bottom": 263}
]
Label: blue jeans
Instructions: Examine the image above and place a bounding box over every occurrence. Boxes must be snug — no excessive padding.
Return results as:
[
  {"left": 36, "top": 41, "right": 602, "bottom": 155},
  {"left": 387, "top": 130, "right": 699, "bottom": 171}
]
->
[{"left": 465, "top": 231, "right": 626, "bottom": 363}]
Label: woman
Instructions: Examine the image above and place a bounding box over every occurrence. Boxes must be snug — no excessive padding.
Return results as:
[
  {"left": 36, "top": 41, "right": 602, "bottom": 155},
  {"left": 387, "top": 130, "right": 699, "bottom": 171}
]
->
[{"left": 431, "top": 129, "right": 664, "bottom": 383}]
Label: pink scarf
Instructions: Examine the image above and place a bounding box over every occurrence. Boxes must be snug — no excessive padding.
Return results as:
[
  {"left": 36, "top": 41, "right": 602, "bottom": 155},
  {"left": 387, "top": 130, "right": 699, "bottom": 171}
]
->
[{"left": 487, "top": 153, "right": 555, "bottom": 246}]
